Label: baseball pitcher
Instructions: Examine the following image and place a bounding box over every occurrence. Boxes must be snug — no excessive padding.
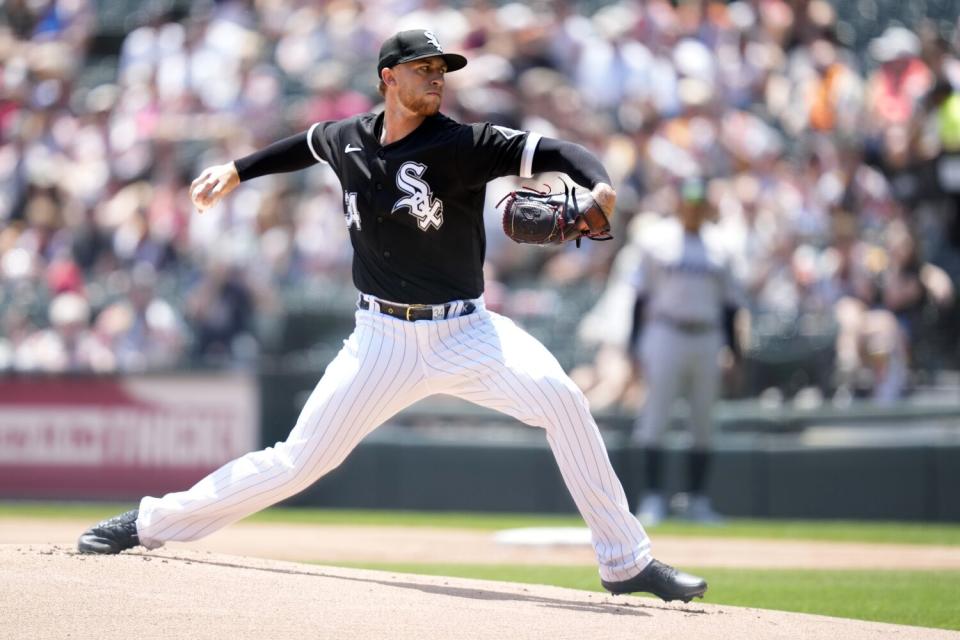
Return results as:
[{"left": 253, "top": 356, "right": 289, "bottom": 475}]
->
[{"left": 78, "top": 30, "right": 707, "bottom": 603}]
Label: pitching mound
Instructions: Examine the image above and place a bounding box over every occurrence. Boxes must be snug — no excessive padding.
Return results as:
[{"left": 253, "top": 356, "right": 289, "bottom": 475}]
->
[{"left": 3, "top": 545, "right": 955, "bottom": 640}]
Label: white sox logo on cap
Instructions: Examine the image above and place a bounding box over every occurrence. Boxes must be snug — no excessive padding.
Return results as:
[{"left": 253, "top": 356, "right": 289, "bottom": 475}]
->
[{"left": 424, "top": 30, "right": 443, "bottom": 52}]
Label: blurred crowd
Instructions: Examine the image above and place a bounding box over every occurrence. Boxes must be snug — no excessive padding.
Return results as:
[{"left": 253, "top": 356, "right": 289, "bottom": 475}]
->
[{"left": 1, "top": 0, "right": 959, "bottom": 402}]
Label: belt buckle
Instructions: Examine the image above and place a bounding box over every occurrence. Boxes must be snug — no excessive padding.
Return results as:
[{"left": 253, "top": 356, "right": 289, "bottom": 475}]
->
[
  {"left": 405, "top": 304, "right": 429, "bottom": 321},
  {"left": 404, "top": 303, "right": 446, "bottom": 321}
]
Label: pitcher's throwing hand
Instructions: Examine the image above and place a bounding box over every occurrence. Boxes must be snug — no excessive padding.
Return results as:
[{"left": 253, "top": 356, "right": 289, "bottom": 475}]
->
[{"left": 190, "top": 162, "right": 240, "bottom": 211}]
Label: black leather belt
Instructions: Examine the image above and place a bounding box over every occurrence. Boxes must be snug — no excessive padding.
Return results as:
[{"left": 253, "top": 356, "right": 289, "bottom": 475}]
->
[{"left": 358, "top": 297, "right": 477, "bottom": 322}]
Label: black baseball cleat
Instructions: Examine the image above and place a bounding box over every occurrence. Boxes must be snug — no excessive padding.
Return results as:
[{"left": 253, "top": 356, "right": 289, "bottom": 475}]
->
[
  {"left": 77, "top": 509, "right": 141, "bottom": 554},
  {"left": 601, "top": 559, "right": 707, "bottom": 603}
]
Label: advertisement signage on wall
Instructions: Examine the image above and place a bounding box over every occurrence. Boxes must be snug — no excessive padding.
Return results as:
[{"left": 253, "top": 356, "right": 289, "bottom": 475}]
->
[{"left": 0, "top": 374, "right": 258, "bottom": 499}]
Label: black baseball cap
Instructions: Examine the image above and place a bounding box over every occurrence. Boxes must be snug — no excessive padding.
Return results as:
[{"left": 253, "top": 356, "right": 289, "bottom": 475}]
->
[{"left": 377, "top": 30, "right": 468, "bottom": 77}]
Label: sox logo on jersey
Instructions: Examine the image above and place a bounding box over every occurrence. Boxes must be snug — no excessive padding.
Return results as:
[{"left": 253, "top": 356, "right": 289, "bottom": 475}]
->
[{"left": 393, "top": 161, "right": 444, "bottom": 230}]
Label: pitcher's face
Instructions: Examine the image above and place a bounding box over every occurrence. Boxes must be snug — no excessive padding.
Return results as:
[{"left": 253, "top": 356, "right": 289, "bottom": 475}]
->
[{"left": 388, "top": 57, "right": 447, "bottom": 116}]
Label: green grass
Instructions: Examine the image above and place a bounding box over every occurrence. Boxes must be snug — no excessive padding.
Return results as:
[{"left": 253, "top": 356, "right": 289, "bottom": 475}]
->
[
  {"left": 328, "top": 562, "right": 960, "bottom": 631},
  {"left": 6, "top": 501, "right": 960, "bottom": 546}
]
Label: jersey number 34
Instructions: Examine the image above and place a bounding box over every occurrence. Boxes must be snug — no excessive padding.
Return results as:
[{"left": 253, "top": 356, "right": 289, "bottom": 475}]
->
[{"left": 344, "top": 192, "right": 362, "bottom": 231}]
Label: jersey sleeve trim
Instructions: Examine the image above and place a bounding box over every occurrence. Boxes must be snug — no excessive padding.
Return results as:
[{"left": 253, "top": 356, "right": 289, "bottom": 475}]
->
[
  {"left": 306, "top": 122, "right": 329, "bottom": 165},
  {"left": 520, "top": 132, "right": 542, "bottom": 178}
]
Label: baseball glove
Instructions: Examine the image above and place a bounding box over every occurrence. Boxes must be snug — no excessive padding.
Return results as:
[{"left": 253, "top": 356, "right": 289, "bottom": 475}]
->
[{"left": 498, "top": 181, "right": 613, "bottom": 247}]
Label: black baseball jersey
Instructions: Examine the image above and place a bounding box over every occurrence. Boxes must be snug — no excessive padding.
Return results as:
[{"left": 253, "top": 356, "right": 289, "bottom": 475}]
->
[{"left": 306, "top": 112, "right": 541, "bottom": 304}]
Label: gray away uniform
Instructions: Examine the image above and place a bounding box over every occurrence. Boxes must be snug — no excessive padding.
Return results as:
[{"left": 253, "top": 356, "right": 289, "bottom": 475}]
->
[{"left": 631, "top": 217, "right": 741, "bottom": 447}]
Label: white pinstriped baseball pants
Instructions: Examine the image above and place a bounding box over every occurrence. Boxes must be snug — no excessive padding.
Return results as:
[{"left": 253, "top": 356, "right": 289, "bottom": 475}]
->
[{"left": 137, "top": 296, "right": 652, "bottom": 581}]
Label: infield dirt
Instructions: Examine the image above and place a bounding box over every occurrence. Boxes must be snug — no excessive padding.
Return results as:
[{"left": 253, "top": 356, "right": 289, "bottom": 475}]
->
[{"left": 5, "top": 544, "right": 959, "bottom": 640}]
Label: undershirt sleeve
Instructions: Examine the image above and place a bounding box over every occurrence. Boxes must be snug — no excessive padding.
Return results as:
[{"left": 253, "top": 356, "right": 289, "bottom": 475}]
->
[
  {"left": 530, "top": 137, "right": 611, "bottom": 189},
  {"left": 234, "top": 131, "right": 317, "bottom": 182}
]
